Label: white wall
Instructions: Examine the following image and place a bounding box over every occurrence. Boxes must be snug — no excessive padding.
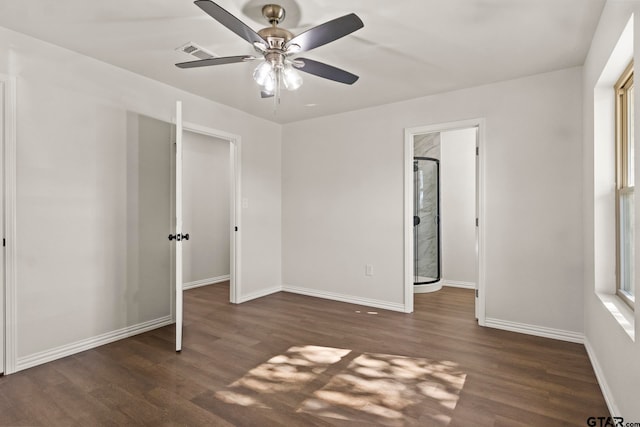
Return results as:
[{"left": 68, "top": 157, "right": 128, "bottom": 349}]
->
[
  {"left": 582, "top": 0, "right": 640, "bottom": 419},
  {"left": 126, "top": 113, "right": 173, "bottom": 334},
  {"left": 0, "top": 25, "right": 281, "bottom": 368},
  {"left": 282, "top": 66, "right": 584, "bottom": 333},
  {"left": 182, "top": 131, "right": 230, "bottom": 285},
  {"left": 441, "top": 128, "right": 476, "bottom": 285}
]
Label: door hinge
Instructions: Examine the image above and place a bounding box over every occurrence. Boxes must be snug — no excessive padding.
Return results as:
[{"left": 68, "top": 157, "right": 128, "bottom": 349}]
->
[
  {"left": 475, "top": 218, "right": 479, "bottom": 227},
  {"left": 475, "top": 289, "right": 479, "bottom": 298},
  {"left": 476, "top": 146, "right": 479, "bottom": 156},
  {"left": 235, "top": 226, "right": 238, "bottom": 231}
]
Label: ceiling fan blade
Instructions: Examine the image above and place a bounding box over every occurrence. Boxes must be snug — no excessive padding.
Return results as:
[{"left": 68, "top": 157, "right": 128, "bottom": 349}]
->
[
  {"left": 261, "top": 91, "right": 274, "bottom": 98},
  {"left": 175, "top": 55, "right": 254, "bottom": 68},
  {"left": 295, "top": 58, "right": 359, "bottom": 85},
  {"left": 194, "top": 0, "right": 268, "bottom": 47},
  {"left": 285, "top": 13, "right": 363, "bottom": 53}
]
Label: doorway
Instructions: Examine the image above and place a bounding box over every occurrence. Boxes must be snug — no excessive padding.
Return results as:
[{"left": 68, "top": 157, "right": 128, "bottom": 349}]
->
[
  {"left": 173, "top": 116, "right": 241, "bottom": 351},
  {"left": 132, "top": 109, "right": 240, "bottom": 354},
  {"left": 179, "top": 121, "right": 240, "bottom": 304},
  {"left": 181, "top": 131, "right": 232, "bottom": 291},
  {"left": 404, "top": 119, "right": 485, "bottom": 324}
]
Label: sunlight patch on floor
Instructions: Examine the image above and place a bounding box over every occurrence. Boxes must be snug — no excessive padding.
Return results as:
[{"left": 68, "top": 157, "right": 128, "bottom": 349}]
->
[
  {"left": 297, "top": 353, "right": 466, "bottom": 426},
  {"left": 214, "top": 345, "right": 466, "bottom": 425},
  {"left": 215, "top": 345, "right": 351, "bottom": 408}
]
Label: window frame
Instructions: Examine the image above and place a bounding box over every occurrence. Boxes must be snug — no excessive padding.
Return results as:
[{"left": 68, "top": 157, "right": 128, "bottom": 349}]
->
[{"left": 615, "top": 60, "right": 635, "bottom": 309}]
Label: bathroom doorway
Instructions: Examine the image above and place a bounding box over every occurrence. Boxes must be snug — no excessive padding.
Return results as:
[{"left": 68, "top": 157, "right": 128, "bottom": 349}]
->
[{"left": 404, "top": 119, "right": 485, "bottom": 323}]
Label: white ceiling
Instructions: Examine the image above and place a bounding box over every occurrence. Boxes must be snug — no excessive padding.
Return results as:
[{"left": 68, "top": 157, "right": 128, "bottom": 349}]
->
[{"left": 0, "top": 0, "right": 605, "bottom": 123}]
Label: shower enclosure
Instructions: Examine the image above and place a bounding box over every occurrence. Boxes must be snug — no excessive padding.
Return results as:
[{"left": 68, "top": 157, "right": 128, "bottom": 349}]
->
[{"left": 414, "top": 157, "right": 441, "bottom": 285}]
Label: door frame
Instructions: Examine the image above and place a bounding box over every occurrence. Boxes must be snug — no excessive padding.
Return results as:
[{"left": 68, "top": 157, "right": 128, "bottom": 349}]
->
[
  {"left": 404, "top": 118, "right": 486, "bottom": 325},
  {"left": 1, "top": 74, "right": 17, "bottom": 374},
  {"left": 181, "top": 121, "right": 242, "bottom": 304}
]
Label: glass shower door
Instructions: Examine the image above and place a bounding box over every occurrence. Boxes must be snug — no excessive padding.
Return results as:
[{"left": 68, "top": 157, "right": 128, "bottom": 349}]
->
[{"left": 414, "top": 157, "right": 440, "bottom": 284}]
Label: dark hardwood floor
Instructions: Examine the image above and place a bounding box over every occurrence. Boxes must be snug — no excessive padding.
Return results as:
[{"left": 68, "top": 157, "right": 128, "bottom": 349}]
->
[{"left": 0, "top": 284, "right": 607, "bottom": 426}]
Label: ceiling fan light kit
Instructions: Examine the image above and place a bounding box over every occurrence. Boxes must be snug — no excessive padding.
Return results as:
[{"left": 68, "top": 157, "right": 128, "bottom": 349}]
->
[{"left": 175, "top": 0, "right": 364, "bottom": 108}]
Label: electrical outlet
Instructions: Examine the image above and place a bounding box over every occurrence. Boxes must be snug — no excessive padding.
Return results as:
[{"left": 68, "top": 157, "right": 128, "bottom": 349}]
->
[{"left": 365, "top": 264, "right": 373, "bottom": 276}]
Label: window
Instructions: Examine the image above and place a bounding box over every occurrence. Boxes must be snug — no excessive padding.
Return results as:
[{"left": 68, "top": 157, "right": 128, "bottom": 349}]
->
[{"left": 616, "top": 60, "right": 635, "bottom": 309}]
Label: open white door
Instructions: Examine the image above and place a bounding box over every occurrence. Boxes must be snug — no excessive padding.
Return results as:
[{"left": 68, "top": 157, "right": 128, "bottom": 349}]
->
[
  {"left": 474, "top": 127, "right": 480, "bottom": 320},
  {"left": 175, "top": 101, "right": 184, "bottom": 352},
  {"left": 0, "top": 79, "right": 5, "bottom": 373}
]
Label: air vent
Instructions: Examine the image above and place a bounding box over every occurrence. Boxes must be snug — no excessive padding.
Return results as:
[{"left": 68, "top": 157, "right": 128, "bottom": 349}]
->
[{"left": 175, "top": 42, "right": 217, "bottom": 60}]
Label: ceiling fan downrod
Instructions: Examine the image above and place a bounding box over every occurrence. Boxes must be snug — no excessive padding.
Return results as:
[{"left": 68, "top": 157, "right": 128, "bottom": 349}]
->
[{"left": 262, "top": 4, "right": 285, "bottom": 26}]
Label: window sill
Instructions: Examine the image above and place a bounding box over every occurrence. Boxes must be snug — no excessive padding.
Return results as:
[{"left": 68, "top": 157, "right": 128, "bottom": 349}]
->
[{"left": 596, "top": 292, "right": 635, "bottom": 341}]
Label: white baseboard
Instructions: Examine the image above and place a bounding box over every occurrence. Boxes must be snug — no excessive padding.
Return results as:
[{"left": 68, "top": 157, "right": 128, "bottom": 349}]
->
[
  {"left": 282, "top": 284, "right": 405, "bottom": 313},
  {"left": 484, "top": 317, "right": 584, "bottom": 344},
  {"left": 15, "top": 315, "right": 173, "bottom": 373},
  {"left": 584, "top": 338, "right": 619, "bottom": 418},
  {"left": 441, "top": 280, "right": 476, "bottom": 289},
  {"left": 236, "top": 286, "right": 282, "bottom": 303},
  {"left": 183, "top": 274, "right": 230, "bottom": 290}
]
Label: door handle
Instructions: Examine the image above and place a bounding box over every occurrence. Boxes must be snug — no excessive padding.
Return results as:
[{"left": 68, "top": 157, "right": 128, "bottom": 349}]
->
[{"left": 168, "top": 233, "right": 189, "bottom": 241}]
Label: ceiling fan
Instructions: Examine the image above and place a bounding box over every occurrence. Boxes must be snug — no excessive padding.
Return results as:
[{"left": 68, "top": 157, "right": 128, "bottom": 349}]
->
[{"left": 175, "top": 0, "right": 364, "bottom": 102}]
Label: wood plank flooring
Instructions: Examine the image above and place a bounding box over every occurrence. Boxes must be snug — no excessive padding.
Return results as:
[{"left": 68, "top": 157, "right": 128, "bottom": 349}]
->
[{"left": 0, "top": 284, "right": 608, "bottom": 426}]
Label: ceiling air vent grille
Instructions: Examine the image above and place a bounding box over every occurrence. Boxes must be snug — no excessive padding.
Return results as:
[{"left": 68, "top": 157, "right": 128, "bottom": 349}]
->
[{"left": 175, "top": 42, "right": 216, "bottom": 60}]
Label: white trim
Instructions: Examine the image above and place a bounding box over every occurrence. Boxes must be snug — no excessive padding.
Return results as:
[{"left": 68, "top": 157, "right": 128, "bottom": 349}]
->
[
  {"left": 408, "top": 119, "right": 485, "bottom": 135},
  {"left": 182, "top": 121, "right": 239, "bottom": 142},
  {"left": 282, "top": 284, "right": 406, "bottom": 313},
  {"left": 1, "top": 74, "right": 17, "bottom": 374},
  {"left": 403, "top": 127, "right": 413, "bottom": 313},
  {"left": 236, "top": 286, "right": 282, "bottom": 303},
  {"left": 442, "top": 280, "right": 476, "bottom": 289},
  {"left": 584, "top": 338, "right": 620, "bottom": 418},
  {"left": 15, "top": 316, "right": 173, "bottom": 373},
  {"left": 231, "top": 134, "right": 241, "bottom": 304},
  {"left": 595, "top": 292, "right": 635, "bottom": 341},
  {"left": 476, "top": 120, "right": 487, "bottom": 326},
  {"left": 404, "top": 118, "right": 486, "bottom": 324},
  {"left": 183, "top": 275, "right": 230, "bottom": 290},
  {"left": 484, "top": 317, "right": 584, "bottom": 344},
  {"left": 181, "top": 121, "right": 241, "bottom": 305}
]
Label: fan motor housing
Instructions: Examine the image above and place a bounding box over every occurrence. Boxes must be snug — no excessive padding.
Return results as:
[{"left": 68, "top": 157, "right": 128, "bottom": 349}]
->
[{"left": 258, "top": 26, "right": 293, "bottom": 49}]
